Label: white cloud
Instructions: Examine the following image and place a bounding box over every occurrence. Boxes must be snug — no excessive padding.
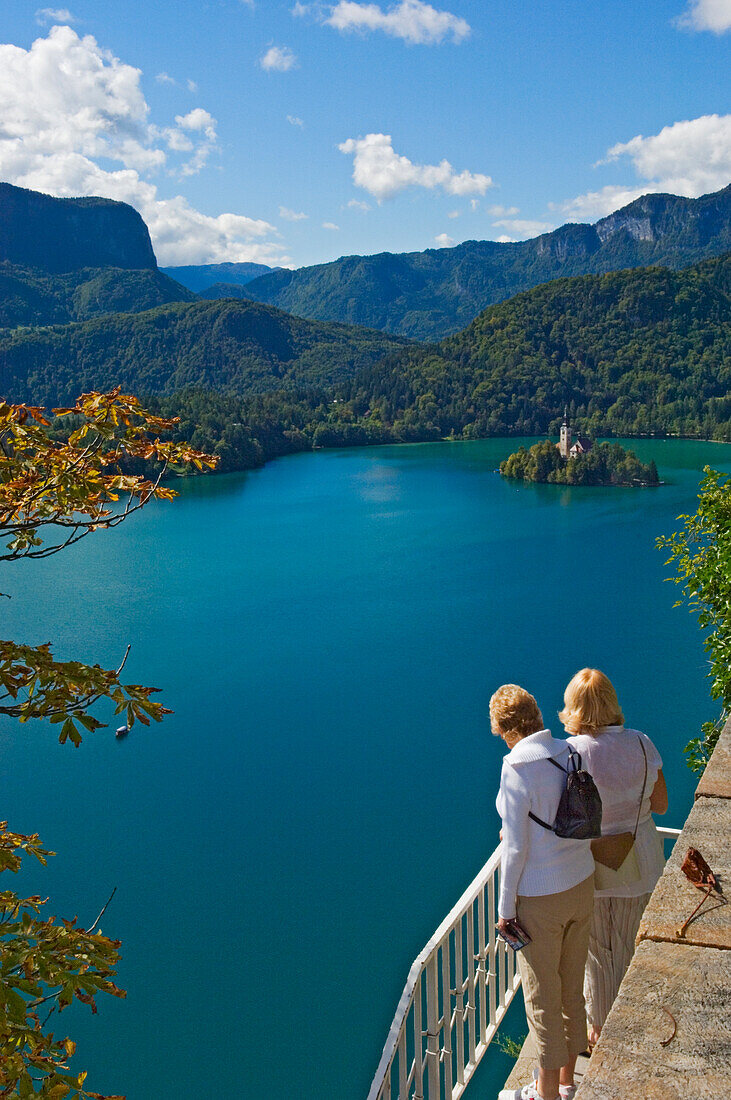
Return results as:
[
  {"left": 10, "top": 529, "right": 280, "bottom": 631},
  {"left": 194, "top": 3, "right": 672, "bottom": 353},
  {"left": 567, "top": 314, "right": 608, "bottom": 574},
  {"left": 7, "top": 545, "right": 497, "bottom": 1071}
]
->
[
  {"left": 186, "top": 78, "right": 198, "bottom": 93},
  {"left": 553, "top": 185, "right": 651, "bottom": 222},
  {"left": 260, "top": 45, "right": 297, "bottom": 71},
  {"left": 495, "top": 234, "right": 514, "bottom": 243},
  {"left": 675, "top": 0, "right": 731, "bottom": 32},
  {"left": 279, "top": 205, "right": 308, "bottom": 220},
  {"left": 0, "top": 26, "right": 289, "bottom": 266},
  {"left": 339, "top": 132, "right": 492, "bottom": 201},
  {"left": 469, "top": 197, "right": 479, "bottom": 211},
  {"left": 176, "top": 108, "right": 216, "bottom": 135},
  {"left": 559, "top": 113, "right": 731, "bottom": 221},
  {"left": 287, "top": 114, "right": 305, "bottom": 127},
  {"left": 292, "top": 2, "right": 311, "bottom": 14},
  {"left": 322, "top": 221, "right": 340, "bottom": 229},
  {"left": 434, "top": 232, "right": 454, "bottom": 246},
  {"left": 487, "top": 203, "right": 519, "bottom": 217},
  {"left": 322, "top": 0, "right": 470, "bottom": 44},
  {"left": 35, "top": 7, "right": 76, "bottom": 25},
  {"left": 492, "top": 218, "right": 554, "bottom": 238},
  {"left": 605, "top": 113, "right": 731, "bottom": 195},
  {"left": 156, "top": 71, "right": 176, "bottom": 85},
  {"left": 346, "top": 198, "right": 371, "bottom": 211}
]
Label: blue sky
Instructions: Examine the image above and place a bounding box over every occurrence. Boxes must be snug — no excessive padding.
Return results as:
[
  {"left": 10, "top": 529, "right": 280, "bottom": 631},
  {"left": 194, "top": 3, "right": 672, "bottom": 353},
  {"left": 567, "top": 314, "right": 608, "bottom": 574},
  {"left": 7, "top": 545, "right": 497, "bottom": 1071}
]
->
[{"left": 1, "top": 0, "right": 729, "bottom": 266}]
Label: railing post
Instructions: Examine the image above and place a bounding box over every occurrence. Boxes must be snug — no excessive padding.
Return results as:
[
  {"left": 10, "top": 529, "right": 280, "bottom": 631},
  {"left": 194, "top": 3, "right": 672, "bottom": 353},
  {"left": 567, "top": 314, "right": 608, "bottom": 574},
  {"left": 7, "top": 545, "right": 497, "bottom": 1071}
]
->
[
  {"left": 414, "top": 973, "right": 424, "bottom": 1100},
  {"left": 454, "top": 917, "right": 465, "bottom": 1088},
  {"left": 425, "top": 952, "right": 440, "bottom": 1099}
]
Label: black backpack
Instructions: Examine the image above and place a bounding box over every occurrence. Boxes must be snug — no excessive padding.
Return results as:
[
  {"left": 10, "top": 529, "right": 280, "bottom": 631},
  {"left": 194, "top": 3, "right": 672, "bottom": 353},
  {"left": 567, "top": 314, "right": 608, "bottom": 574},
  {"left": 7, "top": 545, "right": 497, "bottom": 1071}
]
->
[{"left": 528, "top": 748, "right": 602, "bottom": 840}]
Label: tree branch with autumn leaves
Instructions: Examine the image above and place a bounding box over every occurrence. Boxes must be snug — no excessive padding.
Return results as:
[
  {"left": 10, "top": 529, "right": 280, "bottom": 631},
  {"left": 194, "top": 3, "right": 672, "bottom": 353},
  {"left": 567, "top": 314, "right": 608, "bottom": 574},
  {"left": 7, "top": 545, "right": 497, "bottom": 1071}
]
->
[{"left": 0, "top": 390, "right": 217, "bottom": 1098}]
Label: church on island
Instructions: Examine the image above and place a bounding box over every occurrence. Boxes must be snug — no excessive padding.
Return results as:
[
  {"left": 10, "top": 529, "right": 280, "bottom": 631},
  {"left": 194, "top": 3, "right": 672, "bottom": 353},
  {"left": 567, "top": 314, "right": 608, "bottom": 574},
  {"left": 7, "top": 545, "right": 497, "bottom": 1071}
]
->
[{"left": 558, "top": 409, "right": 592, "bottom": 459}]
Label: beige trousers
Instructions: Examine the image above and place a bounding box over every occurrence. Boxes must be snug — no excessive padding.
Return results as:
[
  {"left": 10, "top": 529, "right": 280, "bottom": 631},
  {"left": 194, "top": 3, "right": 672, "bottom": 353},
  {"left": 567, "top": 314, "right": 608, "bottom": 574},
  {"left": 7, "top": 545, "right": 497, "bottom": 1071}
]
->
[
  {"left": 516, "top": 874, "right": 594, "bottom": 1070},
  {"left": 584, "top": 892, "right": 651, "bottom": 1030}
]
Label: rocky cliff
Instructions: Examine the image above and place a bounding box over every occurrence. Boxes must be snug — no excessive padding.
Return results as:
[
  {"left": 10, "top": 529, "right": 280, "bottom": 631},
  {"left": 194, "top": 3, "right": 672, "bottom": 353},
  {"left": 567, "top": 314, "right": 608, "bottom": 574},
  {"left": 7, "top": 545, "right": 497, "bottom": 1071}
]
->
[{"left": 0, "top": 183, "right": 157, "bottom": 273}]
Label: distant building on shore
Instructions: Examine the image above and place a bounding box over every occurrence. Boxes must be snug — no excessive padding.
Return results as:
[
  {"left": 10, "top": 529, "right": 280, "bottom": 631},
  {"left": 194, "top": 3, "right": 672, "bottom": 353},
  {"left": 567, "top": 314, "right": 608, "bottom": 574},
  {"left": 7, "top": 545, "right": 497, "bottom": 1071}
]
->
[{"left": 558, "top": 408, "right": 592, "bottom": 459}]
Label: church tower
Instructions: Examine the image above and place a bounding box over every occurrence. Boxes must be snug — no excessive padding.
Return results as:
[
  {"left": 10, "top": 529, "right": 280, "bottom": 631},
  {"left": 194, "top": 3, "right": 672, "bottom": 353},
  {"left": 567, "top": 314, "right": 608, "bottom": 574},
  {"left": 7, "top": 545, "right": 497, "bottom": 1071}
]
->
[{"left": 559, "top": 407, "right": 571, "bottom": 458}]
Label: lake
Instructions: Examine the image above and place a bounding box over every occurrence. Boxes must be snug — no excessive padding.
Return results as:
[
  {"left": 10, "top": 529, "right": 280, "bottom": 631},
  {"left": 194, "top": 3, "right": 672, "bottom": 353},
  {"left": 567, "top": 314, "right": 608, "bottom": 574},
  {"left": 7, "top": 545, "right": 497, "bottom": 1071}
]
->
[{"left": 1, "top": 436, "right": 728, "bottom": 1099}]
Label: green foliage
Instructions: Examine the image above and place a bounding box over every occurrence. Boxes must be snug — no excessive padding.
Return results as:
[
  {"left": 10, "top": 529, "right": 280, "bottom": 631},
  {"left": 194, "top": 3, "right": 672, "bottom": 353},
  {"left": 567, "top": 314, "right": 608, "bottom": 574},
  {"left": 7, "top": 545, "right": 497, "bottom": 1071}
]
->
[
  {"left": 658, "top": 468, "right": 731, "bottom": 772},
  {"left": 0, "top": 392, "right": 217, "bottom": 1095},
  {"left": 0, "top": 299, "right": 411, "bottom": 407},
  {"left": 500, "top": 440, "right": 660, "bottom": 487},
  {"left": 241, "top": 185, "right": 731, "bottom": 339},
  {"left": 0, "top": 263, "right": 196, "bottom": 330},
  {"left": 0, "top": 825, "right": 125, "bottom": 1099}
]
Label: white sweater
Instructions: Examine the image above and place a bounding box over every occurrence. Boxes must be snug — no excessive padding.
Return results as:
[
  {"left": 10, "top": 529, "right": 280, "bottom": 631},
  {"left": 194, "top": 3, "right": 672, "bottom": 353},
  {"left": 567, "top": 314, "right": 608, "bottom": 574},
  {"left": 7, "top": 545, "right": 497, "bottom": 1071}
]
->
[
  {"left": 496, "top": 729, "right": 595, "bottom": 919},
  {"left": 568, "top": 727, "right": 665, "bottom": 898}
]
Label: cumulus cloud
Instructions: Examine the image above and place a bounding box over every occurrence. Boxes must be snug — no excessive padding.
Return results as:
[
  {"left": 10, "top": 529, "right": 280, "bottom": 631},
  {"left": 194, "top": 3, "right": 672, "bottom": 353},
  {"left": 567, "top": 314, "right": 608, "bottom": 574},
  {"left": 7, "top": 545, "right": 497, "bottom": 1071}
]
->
[
  {"left": 260, "top": 45, "right": 297, "bottom": 71},
  {"left": 558, "top": 113, "right": 731, "bottom": 221},
  {"left": 322, "top": 221, "right": 340, "bottom": 229},
  {"left": 0, "top": 26, "right": 288, "bottom": 265},
  {"left": 156, "top": 70, "right": 176, "bottom": 85},
  {"left": 339, "top": 132, "right": 492, "bottom": 200},
  {"left": 279, "top": 205, "right": 308, "bottom": 220},
  {"left": 675, "top": 0, "right": 731, "bottom": 32},
  {"left": 346, "top": 197, "right": 371, "bottom": 211},
  {"left": 287, "top": 114, "right": 304, "bottom": 127},
  {"left": 322, "top": 0, "right": 470, "bottom": 44},
  {"left": 434, "top": 232, "right": 454, "bottom": 246},
  {"left": 35, "top": 8, "right": 76, "bottom": 24},
  {"left": 491, "top": 217, "right": 554, "bottom": 238},
  {"left": 487, "top": 203, "right": 519, "bottom": 217}
]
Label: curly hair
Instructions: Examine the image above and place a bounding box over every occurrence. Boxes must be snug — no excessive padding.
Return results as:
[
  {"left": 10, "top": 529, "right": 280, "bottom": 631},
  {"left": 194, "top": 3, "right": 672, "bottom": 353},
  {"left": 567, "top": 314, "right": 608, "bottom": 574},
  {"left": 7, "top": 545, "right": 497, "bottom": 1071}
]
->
[{"left": 489, "top": 684, "right": 543, "bottom": 740}]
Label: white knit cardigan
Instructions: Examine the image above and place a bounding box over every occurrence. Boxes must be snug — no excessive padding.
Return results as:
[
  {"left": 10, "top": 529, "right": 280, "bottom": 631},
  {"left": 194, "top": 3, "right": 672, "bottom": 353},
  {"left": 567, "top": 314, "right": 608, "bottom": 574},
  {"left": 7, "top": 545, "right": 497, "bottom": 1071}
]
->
[{"left": 496, "top": 728, "right": 595, "bottom": 919}]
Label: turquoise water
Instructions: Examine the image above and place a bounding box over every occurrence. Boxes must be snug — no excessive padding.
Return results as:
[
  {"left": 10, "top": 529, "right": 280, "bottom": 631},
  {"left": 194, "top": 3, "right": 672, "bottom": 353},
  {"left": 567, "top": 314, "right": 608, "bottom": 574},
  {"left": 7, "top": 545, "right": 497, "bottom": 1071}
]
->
[{"left": 1, "top": 436, "right": 728, "bottom": 1099}]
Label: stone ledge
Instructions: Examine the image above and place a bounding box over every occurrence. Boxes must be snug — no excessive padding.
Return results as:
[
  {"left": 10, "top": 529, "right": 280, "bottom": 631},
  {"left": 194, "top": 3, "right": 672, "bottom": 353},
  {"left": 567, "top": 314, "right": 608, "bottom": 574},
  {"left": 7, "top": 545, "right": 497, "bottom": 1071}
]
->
[
  {"left": 637, "top": 795, "right": 730, "bottom": 950},
  {"left": 695, "top": 715, "right": 731, "bottom": 800},
  {"left": 574, "top": 939, "right": 731, "bottom": 1100}
]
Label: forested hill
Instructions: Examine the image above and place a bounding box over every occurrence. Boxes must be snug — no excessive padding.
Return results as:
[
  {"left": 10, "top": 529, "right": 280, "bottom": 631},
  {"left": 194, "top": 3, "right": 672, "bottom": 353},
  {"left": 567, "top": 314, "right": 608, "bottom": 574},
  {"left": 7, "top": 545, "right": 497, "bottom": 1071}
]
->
[
  {"left": 0, "top": 183, "right": 157, "bottom": 272},
  {"left": 239, "top": 185, "right": 731, "bottom": 340},
  {"left": 0, "top": 263, "right": 198, "bottom": 328},
  {"left": 0, "top": 297, "right": 411, "bottom": 406},
  {"left": 161, "top": 262, "right": 277, "bottom": 292},
  {"left": 348, "top": 253, "right": 731, "bottom": 440}
]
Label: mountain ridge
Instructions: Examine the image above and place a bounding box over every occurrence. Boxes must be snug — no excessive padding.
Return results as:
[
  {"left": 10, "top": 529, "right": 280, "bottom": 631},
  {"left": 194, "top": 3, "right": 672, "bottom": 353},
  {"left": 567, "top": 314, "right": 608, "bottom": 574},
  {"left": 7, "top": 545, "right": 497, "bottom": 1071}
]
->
[
  {"left": 238, "top": 185, "right": 731, "bottom": 340},
  {"left": 0, "top": 182, "right": 157, "bottom": 273}
]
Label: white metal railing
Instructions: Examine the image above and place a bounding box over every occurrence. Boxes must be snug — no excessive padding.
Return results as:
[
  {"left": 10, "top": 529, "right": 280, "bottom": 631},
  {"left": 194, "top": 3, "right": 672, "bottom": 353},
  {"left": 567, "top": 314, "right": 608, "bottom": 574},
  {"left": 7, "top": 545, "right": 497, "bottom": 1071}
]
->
[{"left": 367, "top": 826, "right": 682, "bottom": 1100}]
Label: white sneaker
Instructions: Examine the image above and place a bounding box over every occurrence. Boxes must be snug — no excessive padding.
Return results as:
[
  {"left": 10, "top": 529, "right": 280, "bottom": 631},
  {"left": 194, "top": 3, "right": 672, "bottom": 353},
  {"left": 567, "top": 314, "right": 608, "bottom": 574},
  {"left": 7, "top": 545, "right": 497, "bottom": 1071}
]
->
[
  {"left": 559, "top": 1086, "right": 576, "bottom": 1099},
  {"left": 497, "top": 1085, "right": 557, "bottom": 1100}
]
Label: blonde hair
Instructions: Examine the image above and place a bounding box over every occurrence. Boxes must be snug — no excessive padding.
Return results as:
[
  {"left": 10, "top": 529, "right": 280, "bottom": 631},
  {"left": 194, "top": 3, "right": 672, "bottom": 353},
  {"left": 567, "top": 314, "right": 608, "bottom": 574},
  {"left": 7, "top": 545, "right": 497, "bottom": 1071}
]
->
[
  {"left": 559, "top": 668, "right": 624, "bottom": 735},
  {"left": 490, "top": 684, "right": 543, "bottom": 741}
]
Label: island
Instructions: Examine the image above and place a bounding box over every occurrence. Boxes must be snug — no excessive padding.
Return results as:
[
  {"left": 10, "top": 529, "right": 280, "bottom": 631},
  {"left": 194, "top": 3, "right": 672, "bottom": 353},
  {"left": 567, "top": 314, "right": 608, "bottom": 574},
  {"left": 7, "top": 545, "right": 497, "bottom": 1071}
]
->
[{"left": 500, "top": 414, "right": 660, "bottom": 487}]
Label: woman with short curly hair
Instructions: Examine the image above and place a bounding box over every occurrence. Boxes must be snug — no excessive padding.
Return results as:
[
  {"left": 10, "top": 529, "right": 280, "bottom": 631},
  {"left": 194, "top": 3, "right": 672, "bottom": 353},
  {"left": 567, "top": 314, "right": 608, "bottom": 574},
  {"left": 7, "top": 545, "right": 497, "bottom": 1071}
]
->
[{"left": 493, "top": 684, "right": 595, "bottom": 1100}]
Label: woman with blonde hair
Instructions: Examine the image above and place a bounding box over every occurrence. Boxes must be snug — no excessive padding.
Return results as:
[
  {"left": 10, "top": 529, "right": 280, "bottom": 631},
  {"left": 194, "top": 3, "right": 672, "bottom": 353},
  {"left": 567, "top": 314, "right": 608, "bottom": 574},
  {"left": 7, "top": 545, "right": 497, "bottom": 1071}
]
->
[
  {"left": 560, "top": 668, "right": 668, "bottom": 1049},
  {"left": 492, "top": 684, "right": 595, "bottom": 1100}
]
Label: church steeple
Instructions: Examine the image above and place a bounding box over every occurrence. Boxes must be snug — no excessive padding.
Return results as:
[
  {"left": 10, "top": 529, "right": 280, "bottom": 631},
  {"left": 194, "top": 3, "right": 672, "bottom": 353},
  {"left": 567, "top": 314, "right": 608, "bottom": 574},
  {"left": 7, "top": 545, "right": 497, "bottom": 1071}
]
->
[{"left": 559, "top": 406, "right": 571, "bottom": 458}]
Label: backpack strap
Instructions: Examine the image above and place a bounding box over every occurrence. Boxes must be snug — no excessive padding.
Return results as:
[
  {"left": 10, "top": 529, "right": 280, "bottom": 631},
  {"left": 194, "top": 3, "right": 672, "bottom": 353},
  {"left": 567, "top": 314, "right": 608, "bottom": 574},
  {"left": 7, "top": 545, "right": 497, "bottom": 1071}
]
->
[
  {"left": 526, "top": 750, "right": 581, "bottom": 831},
  {"left": 528, "top": 810, "right": 554, "bottom": 830}
]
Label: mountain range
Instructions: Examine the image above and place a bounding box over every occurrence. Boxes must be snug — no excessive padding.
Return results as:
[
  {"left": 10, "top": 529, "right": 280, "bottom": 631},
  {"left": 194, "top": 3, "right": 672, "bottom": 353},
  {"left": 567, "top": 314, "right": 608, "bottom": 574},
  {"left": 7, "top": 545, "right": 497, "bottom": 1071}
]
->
[
  {"left": 236, "top": 185, "right": 731, "bottom": 340},
  {"left": 0, "top": 179, "right": 729, "bottom": 470}
]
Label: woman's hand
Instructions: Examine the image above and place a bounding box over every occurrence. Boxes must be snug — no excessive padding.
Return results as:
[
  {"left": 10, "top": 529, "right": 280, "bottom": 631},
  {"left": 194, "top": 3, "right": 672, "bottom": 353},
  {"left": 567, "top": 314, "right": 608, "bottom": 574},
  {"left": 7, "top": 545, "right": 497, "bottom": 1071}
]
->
[{"left": 497, "top": 917, "right": 513, "bottom": 935}]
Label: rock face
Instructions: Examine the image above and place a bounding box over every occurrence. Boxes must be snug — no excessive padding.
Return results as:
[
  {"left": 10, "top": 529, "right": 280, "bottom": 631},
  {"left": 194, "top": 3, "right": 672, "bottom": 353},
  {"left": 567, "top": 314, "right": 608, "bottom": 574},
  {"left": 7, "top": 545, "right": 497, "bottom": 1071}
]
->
[
  {"left": 0, "top": 183, "right": 157, "bottom": 273},
  {"left": 241, "top": 184, "right": 731, "bottom": 340}
]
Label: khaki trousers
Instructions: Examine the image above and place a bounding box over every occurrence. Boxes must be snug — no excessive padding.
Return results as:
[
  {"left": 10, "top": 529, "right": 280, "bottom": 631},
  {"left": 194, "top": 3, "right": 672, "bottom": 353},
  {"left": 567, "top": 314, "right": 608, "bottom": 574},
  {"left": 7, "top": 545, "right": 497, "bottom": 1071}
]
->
[{"left": 516, "top": 874, "right": 594, "bottom": 1070}]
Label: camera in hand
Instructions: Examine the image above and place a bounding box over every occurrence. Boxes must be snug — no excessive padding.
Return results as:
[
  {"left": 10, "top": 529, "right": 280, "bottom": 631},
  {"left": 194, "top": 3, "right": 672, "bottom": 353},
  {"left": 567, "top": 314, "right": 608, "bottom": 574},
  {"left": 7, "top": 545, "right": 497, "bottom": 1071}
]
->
[{"left": 496, "top": 918, "right": 532, "bottom": 952}]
